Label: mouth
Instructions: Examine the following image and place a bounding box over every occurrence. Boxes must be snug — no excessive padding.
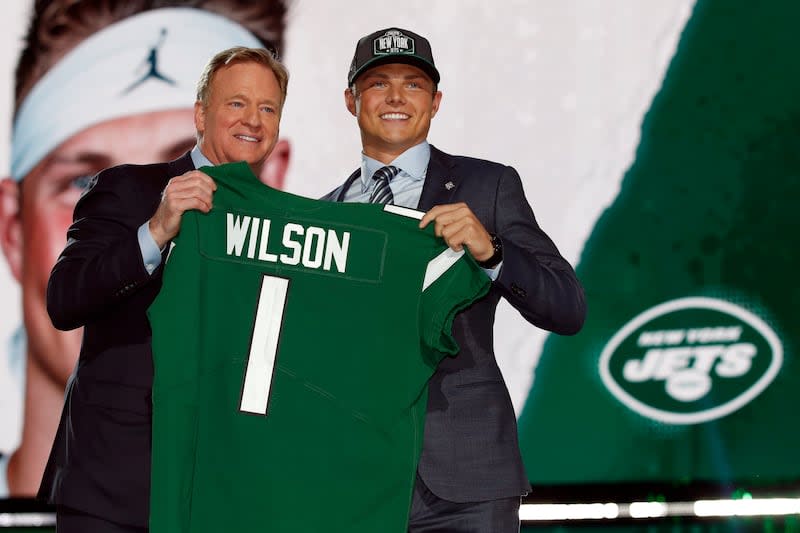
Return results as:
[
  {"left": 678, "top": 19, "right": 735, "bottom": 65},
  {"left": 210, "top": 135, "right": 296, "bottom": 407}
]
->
[
  {"left": 380, "top": 113, "right": 410, "bottom": 121},
  {"left": 235, "top": 134, "right": 261, "bottom": 143}
]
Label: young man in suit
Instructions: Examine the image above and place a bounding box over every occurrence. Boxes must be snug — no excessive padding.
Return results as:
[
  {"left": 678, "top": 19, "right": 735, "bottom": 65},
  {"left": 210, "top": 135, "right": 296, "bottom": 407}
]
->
[
  {"left": 323, "top": 27, "right": 587, "bottom": 532},
  {"left": 41, "top": 45, "right": 288, "bottom": 532},
  {"left": 0, "top": 0, "right": 290, "bottom": 498}
]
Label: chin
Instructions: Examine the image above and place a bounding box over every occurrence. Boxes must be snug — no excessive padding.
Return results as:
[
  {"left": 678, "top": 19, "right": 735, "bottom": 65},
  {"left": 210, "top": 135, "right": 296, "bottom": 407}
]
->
[{"left": 235, "top": 152, "right": 266, "bottom": 165}]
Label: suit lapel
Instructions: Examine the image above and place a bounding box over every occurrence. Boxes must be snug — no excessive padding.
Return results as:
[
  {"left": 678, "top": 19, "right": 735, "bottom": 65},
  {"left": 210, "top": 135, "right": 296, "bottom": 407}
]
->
[
  {"left": 335, "top": 169, "right": 361, "bottom": 202},
  {"left": 168, "top": 151, "right": 195, "bottom": 179},
  {"left": 417, "top": 145, "right": 460, "bottom": 211}
]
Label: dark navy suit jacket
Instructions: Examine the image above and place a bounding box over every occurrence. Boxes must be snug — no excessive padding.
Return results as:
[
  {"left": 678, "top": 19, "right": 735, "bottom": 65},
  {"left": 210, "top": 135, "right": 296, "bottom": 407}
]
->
[
  {"left": 39, "top": 152, "right": 194, "bottom": 527},
  {"left": 324, "top": 145, "right": 586, "bottom": 501}
]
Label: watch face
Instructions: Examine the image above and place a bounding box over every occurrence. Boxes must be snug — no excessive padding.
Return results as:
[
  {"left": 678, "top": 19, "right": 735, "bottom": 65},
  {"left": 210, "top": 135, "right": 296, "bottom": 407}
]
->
[
  {"left": 491, "top": 234, "right": 502, "bottom": 254},
  {"left": 478, "top": 234, "right": 502, "bottom": 268}
]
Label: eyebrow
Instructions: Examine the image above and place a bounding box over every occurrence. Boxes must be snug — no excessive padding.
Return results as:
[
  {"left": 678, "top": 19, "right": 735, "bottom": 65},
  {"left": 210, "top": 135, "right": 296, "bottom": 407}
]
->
[
  {"left": 48, "top": 152, "right": 111, "bottom": 168},
  {"left": 46, "top": 135, "right": 197, "bottom": 167},
  {"left": 228, "top": 94, "right": 280, "bottom": 106}
]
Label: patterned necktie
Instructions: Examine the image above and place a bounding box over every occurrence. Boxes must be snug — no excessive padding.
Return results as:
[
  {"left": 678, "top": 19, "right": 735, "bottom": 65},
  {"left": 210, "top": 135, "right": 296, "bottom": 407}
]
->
[{"left": 368, "top": 165, "right": 400, "bottom": 204}]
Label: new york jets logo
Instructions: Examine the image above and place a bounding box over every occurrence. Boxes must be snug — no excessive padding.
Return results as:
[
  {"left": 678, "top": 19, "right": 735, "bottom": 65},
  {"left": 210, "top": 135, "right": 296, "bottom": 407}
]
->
[
  {"left": 599, "top": 297, "right": 782, "bottom": 425},
  {"left": 373, "top": 29, "right": 415, "bottom": 56}
]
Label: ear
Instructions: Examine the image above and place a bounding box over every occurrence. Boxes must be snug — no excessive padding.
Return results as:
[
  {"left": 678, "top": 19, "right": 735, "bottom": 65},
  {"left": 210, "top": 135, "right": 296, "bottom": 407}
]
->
[
  {"left": 0, "top": 178, "right": 23, "bottom": 282},
  {"left": 258, "top": 139, "right": 291, "bottom": 190},
  {"left": 194, "top": 101, "right": 206, "bottom": 136},
  {"left": 345, "top": 87, "right": 358, "bottom": 117},
  {"left": 430, "top": 90, "right": 443, "bottom": 119}
]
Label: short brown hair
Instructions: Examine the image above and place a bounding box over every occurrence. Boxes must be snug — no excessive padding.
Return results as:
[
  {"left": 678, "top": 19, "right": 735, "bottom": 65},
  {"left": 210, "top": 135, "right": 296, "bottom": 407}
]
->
[
  {"left": 196, "top": 46, "right": 289, "bottom": 111},
  {"left": 15, "top": 0, "right": 288, "bottom": 111}
]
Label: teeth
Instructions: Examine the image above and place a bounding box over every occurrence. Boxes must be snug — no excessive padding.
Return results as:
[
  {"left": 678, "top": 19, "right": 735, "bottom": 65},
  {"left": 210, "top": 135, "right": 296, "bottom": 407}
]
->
[
  {"left": 381, "top": 113, "right": 409, "bottom": 120},
  {"left": 236, "top": 135, "right": 259, "bottom": 142}
]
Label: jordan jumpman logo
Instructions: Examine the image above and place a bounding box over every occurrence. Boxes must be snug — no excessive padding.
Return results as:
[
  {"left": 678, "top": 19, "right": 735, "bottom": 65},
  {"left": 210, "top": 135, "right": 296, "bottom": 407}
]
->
[{"left": 122, "top": 28, "right": 177, "bottom": 94}]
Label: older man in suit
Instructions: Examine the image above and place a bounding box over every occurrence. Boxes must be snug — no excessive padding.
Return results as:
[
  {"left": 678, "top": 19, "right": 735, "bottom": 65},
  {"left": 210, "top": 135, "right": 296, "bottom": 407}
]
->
[
  {"left": 41, "top": 46, "right": 288, "bottom": 533},
  {"left": 323, "top": 28, "right": 587, "bottom": 532},
  {"left": 0, "top": 1, "right": 291, "bottom": 499}
]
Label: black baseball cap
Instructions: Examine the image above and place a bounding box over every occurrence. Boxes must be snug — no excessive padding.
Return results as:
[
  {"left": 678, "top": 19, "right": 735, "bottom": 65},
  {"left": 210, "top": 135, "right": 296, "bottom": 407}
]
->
[{"left": 348, "top": 27, "right": 440, "bottom": 85}]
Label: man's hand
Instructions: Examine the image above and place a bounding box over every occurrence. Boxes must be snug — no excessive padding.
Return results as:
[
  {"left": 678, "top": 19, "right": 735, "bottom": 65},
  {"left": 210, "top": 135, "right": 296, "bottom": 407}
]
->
[
  {"left": 148, "top": 170, "right": 217, "bottom": 248},
  {"left": 419, "top": 202, "right": 494, "bottom": 261}
]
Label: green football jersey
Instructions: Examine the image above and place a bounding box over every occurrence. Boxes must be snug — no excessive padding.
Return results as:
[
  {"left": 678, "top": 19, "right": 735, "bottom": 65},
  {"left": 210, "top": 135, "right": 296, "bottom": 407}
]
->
[{"left": 148, "top": 162, "right": 490, "bottom": 533}]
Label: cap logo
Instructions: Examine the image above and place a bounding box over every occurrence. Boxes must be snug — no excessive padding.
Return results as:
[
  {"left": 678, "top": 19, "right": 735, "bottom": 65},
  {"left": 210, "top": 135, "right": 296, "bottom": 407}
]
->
[
  {"left": 123, "top": 28, "right": 177, "bottom": 95},
  {"left": 373, "top": 30, "right": 415, "bottom": 56}
]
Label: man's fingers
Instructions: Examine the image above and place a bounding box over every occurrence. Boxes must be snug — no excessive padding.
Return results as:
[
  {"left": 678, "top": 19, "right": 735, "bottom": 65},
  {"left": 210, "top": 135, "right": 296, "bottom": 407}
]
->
[
  {"left": 164, "top": 178, "right": 216, "bottom": 198},
  {"left": 149, "top": 171, "right": 217, "bottom": 248},
  {"left": 429, "top": 209, "right": 493, "bottom": 258},
  {"left": 420, "top": 203, "right": 493, "bottom": 256},
  {"left": 419, "top": 210, "right": 436, "bottom": 229},
  {"left": 153, "top": 197, "right": 210, "bottom": 234},
  {"left": 163, "top": 185, "right": 214, "bottom": 206},
  {"left": 168, "top": 196, "right": 213, "bottom": 214},
  {"left": 438, "top": 218, "right": 470, "bottom": 241},
  {"left": 440, "top": 223, "right": 482, "bottom": 254},
  {"left": 165, "top": 172, "right": 217, "bottom": 196},
  {"left": 419, "top": 203, "right": 465, "bottom": 228},
  {"left": 161, "top": 176, "right": 215, "bottom": 214}
]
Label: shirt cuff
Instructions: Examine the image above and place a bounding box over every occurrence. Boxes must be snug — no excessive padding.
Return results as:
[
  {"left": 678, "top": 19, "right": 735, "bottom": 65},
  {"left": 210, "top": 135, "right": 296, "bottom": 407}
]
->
[
  {"left": 482, "top": 261, "right": 502, "bottom": 281},
  {"left": 138, "top": 222, "right": 162, "bottom": 275}
]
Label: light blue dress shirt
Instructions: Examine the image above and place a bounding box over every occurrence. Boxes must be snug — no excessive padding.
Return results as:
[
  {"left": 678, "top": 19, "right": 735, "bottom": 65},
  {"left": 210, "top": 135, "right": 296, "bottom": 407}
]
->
[
  {"left": 341, "top": 141, "right": 501, "bottom": 279},
  {"left": 137, "top": 146, "right": 212, "bottom": 274},
  {"left": 341, "top": 141, "right": 429, "bottom": 206}
]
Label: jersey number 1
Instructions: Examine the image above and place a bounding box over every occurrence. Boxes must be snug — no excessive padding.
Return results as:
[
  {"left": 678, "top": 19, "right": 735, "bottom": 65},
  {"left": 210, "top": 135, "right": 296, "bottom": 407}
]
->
[{"left": 240, "top": 275, "right": 289, "bottom": 415}]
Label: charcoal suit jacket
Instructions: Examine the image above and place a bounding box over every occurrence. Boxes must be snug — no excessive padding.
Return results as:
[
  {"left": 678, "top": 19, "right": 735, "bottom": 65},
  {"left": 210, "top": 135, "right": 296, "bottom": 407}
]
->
[{"left": 323, "top": 145, "right": 586, "bottom": 501}]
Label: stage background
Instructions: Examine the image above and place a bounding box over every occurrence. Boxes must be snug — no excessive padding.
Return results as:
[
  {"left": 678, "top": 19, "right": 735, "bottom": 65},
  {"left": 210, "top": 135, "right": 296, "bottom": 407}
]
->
[
  {"left": 3, "top": 1, "right": 797, "bottom": 525},
  {"left": 0, "top": 0, "right": 694, "bottom": 452}
]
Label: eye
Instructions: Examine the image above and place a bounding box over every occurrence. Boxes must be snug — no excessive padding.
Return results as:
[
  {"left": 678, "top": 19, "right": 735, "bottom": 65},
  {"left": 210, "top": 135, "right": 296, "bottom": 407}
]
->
[
  {"left": 260, "top": 106, "right": 276, "bottom": 114},
  {"left": 229, "top": 101, "right": 244, "bottom": 108},
  {"left": 50, "top": 173, "right": 96, "bottom": 209},
  {"left": 71, "top": 174, "right": 95, "bottom": 191},
  {"left": 407, "top": 81, "right": 420, "bottom": 89}
]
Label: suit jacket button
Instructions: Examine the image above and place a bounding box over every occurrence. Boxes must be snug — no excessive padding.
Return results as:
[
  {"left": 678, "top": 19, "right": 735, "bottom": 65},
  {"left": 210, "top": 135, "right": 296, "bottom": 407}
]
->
[{"left": 511, "top": 283, "right": 527, "bottom": 298}]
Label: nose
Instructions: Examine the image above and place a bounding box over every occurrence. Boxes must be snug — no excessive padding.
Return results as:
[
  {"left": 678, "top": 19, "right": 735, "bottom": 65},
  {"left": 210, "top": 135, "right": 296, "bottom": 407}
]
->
[
  {"left": 385, "top": 84, "right": 405, "bottom": 105},
  {"left": 242, "top": 105, "right": 260, "bottom": 127}
]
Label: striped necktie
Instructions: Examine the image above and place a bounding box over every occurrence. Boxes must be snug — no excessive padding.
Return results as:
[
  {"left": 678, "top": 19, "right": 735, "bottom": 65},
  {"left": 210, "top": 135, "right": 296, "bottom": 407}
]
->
[{"left": 368, "top": 165, "right": 400, "bottom": 204}]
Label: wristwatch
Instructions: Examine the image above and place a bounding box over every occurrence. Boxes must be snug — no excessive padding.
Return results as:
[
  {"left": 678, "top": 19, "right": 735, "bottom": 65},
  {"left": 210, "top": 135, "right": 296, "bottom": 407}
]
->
[{"left": 477, "top": 233, "right": 503, "bottom": 268}]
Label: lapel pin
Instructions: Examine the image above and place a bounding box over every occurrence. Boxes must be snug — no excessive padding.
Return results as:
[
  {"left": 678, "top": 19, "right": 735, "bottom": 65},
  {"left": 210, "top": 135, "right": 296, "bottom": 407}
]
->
[{"left": 445, "top": 181, "right": 455, "bottom": 191}]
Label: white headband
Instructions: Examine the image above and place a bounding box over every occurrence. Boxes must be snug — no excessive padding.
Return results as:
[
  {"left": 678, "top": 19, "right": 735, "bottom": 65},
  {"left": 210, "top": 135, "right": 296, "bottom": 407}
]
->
[{"left": 11, "top": 7, "right": 264, "bottom": 181}]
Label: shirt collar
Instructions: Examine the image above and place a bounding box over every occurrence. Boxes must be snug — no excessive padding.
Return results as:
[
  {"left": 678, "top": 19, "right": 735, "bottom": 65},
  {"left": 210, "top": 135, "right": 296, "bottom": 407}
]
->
[
  {"left": 358, "top": 141, "right": 430, "bottom": 192},
  {"left": 191, "top": 145, "right": 214, "bottom": 169}
]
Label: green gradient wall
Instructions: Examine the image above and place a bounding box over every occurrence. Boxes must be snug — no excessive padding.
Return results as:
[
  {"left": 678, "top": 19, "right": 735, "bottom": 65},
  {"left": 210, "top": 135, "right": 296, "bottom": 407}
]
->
[{"left": 518, "top": 0, "right": 800, "bottom": 486}]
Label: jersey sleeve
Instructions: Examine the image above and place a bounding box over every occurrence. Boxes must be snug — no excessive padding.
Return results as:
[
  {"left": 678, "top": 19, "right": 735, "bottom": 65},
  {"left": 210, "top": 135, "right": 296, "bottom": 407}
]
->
[
  {"left": 147, "top": 211, "right": 203, "bottom": 533},
  {"left": 419, "top": 246, "right": 491, "bottom": 365}
]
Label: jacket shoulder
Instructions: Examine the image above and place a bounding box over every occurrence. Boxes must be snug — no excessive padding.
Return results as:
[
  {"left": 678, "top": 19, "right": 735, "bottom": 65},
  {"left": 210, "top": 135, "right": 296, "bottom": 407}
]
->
[
  {"left": 430, "top": 145, "right": 510, "bottom": 174},
  {"left": 90, "top": 153, "right": 192, "bottom": 195}
]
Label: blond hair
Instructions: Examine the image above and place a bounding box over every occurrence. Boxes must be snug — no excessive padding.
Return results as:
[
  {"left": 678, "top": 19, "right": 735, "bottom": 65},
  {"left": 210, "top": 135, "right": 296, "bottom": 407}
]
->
[{"left": 196, "top": 46, "right": 289, "bottom": 111}]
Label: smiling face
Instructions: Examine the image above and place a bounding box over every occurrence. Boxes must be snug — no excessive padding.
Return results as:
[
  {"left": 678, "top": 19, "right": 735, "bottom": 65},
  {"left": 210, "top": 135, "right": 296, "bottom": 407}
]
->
[
  {"left": 195, "top": 60, "right": 282, "bottom": 174},
  {"left": 345, "top": 63, "right": 442, "bottom": 163},
  {"left": 195, "top": 62, "right": 281, "bottom": 175}
]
